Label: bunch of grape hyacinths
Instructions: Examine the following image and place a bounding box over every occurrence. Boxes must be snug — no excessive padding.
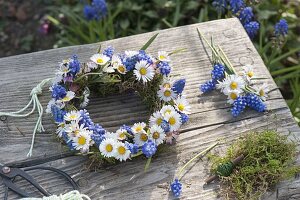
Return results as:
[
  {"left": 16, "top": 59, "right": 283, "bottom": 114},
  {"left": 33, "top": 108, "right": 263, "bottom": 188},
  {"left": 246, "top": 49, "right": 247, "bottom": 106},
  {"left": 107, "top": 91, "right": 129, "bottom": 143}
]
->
[{"left": 198, "top": 29, "right": 269, "bottom": 117}]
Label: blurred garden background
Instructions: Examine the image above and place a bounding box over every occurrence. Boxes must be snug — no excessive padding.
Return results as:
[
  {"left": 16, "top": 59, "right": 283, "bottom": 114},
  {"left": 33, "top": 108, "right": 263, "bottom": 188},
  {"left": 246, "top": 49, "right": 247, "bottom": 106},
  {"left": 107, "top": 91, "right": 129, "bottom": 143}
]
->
[{"left": 0, "top": 0, "right": 299, "bottom": 123}]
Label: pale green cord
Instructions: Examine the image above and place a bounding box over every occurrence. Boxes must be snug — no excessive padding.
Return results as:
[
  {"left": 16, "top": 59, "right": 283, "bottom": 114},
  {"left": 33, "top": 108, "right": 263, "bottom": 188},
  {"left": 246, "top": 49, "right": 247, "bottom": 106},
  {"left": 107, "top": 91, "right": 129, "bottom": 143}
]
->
[
  {"left": 21, "top": 190, "right": 91, "bottom": 200},
  {"left": 177, "top": 142, "right": 219, "bottom": 180},
  {"left": 0, "top": 78, "right": 52, "bottom": 157}
]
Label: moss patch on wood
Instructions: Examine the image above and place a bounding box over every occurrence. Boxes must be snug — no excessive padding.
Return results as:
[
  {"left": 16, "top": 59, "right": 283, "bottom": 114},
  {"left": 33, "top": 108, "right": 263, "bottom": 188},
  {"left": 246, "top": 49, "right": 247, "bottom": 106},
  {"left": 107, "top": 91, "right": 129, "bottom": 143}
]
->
[{"left": 208, "top": 130, "right": 300, "bottom": 200}]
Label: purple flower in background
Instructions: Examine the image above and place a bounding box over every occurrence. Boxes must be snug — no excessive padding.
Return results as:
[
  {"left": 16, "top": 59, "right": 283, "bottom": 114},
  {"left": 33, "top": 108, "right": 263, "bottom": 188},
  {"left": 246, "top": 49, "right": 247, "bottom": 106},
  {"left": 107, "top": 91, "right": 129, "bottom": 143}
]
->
[
  {"left": 274, "top": 19, "right": 288, "bottom": 37},
  {"left": 244, "top": 21, "right": 260, "bottom": 39},
  {"left": 229, "top": 0, "right": 245, "bottom": 14},
  {"left": 239, "top": 7, "right": 253, "bottom": 24},
  {"left": 83, "top": 0, "right": 107, "bottom": 21},
  {"left": 212, "top": 0, "right": 227, "bottom": 14}
]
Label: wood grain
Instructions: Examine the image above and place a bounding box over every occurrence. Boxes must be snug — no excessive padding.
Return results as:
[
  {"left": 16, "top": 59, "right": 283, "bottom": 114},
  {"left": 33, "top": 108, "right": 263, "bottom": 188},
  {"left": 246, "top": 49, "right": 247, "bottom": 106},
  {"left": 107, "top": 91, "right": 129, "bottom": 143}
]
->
[{"left": 0, "top": 18, "right": 299, "bottom": 199}]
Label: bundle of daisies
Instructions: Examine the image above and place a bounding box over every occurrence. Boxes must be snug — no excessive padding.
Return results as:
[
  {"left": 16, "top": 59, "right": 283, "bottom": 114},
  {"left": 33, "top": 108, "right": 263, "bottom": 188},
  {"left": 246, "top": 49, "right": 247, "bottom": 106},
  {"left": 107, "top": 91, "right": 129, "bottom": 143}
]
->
[
  {"left": 45, "top": 34, "right": 190, "bottom": 166},
  {"left": 198, "top": 29, "right": 269, "bottom": 117}
]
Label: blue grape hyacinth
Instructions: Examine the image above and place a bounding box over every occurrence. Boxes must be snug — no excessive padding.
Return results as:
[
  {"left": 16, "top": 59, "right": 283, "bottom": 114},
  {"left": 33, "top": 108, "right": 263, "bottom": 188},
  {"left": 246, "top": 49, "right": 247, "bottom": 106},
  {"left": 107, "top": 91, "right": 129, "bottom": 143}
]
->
[
  {"left": 245, "top": 93, "right": 266, "bottom": 112},
  {"left": 239, "top": 7, "right": 253, "bottom": 24},
  {"left": 142, "top": 140, "right": 157, "bottom": 158},
  {"left": 274, "top": 19, "right": 288, "bottom": 37},
  {"left": 212, "top": 0, "right": 227, "bottom": 14},
  {"left": 211, "top": 63, "right": 225, "bottom": 81},
  {"left": 170, "top": 179, "right": 182, "bottom": 198},
  {"left": 200, "top": 80, "right": 216, "bottom": 93},
  {"left": 231, "top": 96, "right": 247, "bottom": 117},
  {"left": 244, "top": 21, "right": 260, "bottom": 39},
  {"left": 172, "top": 79, "right": 186, "bottom": 95},
  {"left": 83, "top": 0, "right": 107, "bottom": 21},
  {"left": 229, "top": 0, "right": 245, "bottom": 14}
]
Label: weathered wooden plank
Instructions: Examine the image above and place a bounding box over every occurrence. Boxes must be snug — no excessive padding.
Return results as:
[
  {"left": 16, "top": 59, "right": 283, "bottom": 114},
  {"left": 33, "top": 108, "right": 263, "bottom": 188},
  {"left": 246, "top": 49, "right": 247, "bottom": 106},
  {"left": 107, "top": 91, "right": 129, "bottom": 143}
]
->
[{"left": 0, "top": 18, "right": 299, "bottom": 199}]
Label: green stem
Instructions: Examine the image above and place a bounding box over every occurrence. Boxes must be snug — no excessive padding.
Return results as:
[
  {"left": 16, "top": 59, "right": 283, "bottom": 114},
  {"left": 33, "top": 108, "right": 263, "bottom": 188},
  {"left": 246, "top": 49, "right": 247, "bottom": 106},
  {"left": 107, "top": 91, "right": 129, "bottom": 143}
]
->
[
  {"left": 131, "top": 151, "right": 143, "bottom": 158},
  {"left": 177, "top": 142, "right": 219, "bottom": 179}
]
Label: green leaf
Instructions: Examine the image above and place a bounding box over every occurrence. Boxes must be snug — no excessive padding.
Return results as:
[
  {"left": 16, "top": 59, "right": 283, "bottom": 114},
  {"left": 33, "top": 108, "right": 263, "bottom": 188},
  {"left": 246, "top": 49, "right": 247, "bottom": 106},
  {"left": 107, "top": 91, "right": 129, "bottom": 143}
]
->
[{"left": 140, "top": 33, "right": 159, "bottom": 50}]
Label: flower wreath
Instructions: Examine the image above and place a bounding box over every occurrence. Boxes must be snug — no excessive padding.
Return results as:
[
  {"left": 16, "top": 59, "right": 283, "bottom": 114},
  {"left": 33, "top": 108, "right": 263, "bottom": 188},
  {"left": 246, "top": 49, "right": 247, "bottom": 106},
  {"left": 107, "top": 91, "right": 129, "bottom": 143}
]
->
[{"left": 45, "top": 35, "right": 190, "bottom": 165}]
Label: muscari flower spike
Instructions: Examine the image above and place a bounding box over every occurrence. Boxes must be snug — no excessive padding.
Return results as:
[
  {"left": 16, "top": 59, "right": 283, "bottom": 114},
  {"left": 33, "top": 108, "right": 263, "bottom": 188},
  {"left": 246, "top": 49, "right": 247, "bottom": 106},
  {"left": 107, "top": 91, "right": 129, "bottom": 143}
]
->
[
  {"left": 170, "top": 179, "right": 182, "bottom": 198},
  {"left": 142, "top": 140, "right": 157, "bottom": 158},
  {"left": 212, "top": 0, "right": 227, "bottom": 14},
  {"left": 244, "top": 21, "right": 260, "bottom": 39},
  {"left": 125, "top": 142, "right": 139, "bottom": 154},
  {"left": 51, "top": 84, "right": 67, "bottom": 100},
  {"left": 245, "top": 93, "right": 266, "bottom": 112},
  {"left": 158, "top": 61, "right": 171, "bottom": 76},
  {"left": 239, "top": 7, "right": 253, "bottom": 25},
  {"left": 180, "top": 113, "right": 189, "bottom": 124},
  {"left": 229, "top": 0, "right": 245, "bottom": 14},
  {"left": 211, "top": 63, "right": 225, "bottom": 81},
  {"left": 231, "top": 96, "right": 247, "bottom": 117},
  {"left": 172, "top": 79, "right": 186, "bottom": 95},
  {"left": 51, "top": 105, "right": 66, "bottom": 123},
  {"left": 121, "top": 124, "right": 134, "bottom": 135},
  {"left": 200, "top": 80, "right": 216, "bottom": 93},
  {"left": 103, "top": 46, "right": 114, "bottom": 59},
  {"left": 160, "top": 120, "right": 171, "bottom": 133},
  {"left": 83, "top": 0, "right": 107, "bottom": 21},
  {"left": 274, "top": 19, "right": 288, "bottom": 37},
  {"left": 68, "top": 55, "right": 80, "bottom": 75}
]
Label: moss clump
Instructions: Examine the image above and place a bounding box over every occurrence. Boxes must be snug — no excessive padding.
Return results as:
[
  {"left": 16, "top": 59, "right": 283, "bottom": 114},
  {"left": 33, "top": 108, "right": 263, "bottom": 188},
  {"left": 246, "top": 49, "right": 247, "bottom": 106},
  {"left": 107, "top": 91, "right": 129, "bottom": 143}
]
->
[{"left": 208, "top": 130, "right": 300, "bottom": 200}]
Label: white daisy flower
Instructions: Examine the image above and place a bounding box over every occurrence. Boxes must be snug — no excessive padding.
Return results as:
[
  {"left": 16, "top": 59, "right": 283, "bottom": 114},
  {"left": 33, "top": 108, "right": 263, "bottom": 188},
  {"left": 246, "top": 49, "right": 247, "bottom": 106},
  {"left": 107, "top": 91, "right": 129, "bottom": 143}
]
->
[
  {"left": 73, "top": 130, "right": 93, "bottom": 154},
  {"left": 116, "top": 128, "right": 127, "bottom": 140},
  {"left": 157, "top": 87, "right": 176, "bottom": 102},
  {"left": 87, "top": 61, "right": 98, "bottom": 70},
  {"left": 149, "top": 125, "right": 165, "bottom": 145},
  {"left": 125, "top": 50, "right": 139, "bottom": 57},
  {"left": 160, "top": 105, "right": 176, "bottom": 118},
  {"left": 80, "top": 87, "right": 90, "bottom": 108},
  {"left": 111, "top": 55, "right": 127, "bottom": 74},
  {"left": 99, "top": 138, "right": 117, "bottom": 158},
  {"left": 157, "top": 51, "right": 170, "bottom": 62},
  {"left": 133, "top": 130, "right": 149, "bottom": 146},
  {"left": 133, "top": 60, "right": 155, "bottom": 83},
  {"left": 161, "top": 78, "right": 172, "bottom": 89},
  {"left": 217, "top": 74, "right": 245, "bottom": 93},
  {"left": 114, "top": 142, "right": 131, "bottom": 161},
  {"left": 174, "top": 96, "right": 191, "bottom": 114},
  {"left": 102, "top": 64, "right": 115, "bottom": 73},
  {"left": 60, "top": 91, "right": 75, "bottom": 102},
  {"left": 65, "top": 122, "right": 87, "bottom": 138},
  {"left": 255, "top": 83, "right": 269, "bottom": 101},
  {"left": 56, "top": 122, "right": 66, "bottom": 137},
  {"left": 225, "top": 90, "right": 241, "bottom": 104},
  {"left": 90, "top": 53, "right": 110, "bottom": 65},
  {"left": 64, "top": 110, "right": 81, "bottom": 122},
  {"left": 149, "top": 111, "right": 164, "bottom": 127},
  {"left": 104, "top": 132, "right": 118, "bottom": 140},
  {"left": 164, "top": 111, "right": 182, "bottom": 132},
  {"left": 132, "top": 122, "right": 146, "bottom": 134},
  {"left": 56, "top": 62, "right": 70, "bottom": 77},
  {"left": 242, "top": 65, "right": 255, "bottom": 82}
]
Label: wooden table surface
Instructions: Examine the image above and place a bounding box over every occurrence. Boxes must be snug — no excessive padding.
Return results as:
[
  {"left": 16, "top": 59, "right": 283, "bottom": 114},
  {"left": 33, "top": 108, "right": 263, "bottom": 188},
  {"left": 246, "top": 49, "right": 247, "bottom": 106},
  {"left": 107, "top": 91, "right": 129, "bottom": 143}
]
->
[{"left": 0, "top": 18, "right": 299, "bottom": 199}]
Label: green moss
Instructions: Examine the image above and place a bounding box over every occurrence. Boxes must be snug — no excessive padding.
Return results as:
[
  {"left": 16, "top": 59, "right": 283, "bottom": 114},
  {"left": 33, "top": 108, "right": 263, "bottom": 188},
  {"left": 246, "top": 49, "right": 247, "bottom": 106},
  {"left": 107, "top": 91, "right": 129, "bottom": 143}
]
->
[{"left": 208, "top": 130, "right": 300, "bottom": 200}]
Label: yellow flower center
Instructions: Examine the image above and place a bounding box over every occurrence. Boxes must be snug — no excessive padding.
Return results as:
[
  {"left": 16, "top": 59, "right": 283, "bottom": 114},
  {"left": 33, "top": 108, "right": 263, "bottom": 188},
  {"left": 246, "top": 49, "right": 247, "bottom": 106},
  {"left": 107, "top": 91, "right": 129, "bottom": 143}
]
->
[
  {"left": 135, "top": 126, "right": 142, "bottom": 132},
  {"left": 78, "top": 136, "right": 86, "bottom": 145},
  {"left": 140, "top": 133, "right": 148, "bottom": 141},
  {"left": 169, "top": 117, "right": 176, "bottom": 125},
  {"left": 156, "top": 118, "right": 163, "bottom": 125},
  {"left": 259, "top": 90, "right": 265, "bottom": 97},
  {"left": 105, "top": 144, "right": 113, "bottom": 152},
  {"left": 119, "top": 132, "right": 126, "bottom": 139},
  {"left": 230, "top": 92, "right": 238, "bottom": 100},
  {"left": 178, "top": 103, "right": 184, "bottom": 111},
  {"left": 69, "top": 115, "right": 77, "bottom": 120},
  {"left": 118, "top": 146, "right": 126, "bottom": 155},
  {"left": 159, "top": 55, "right": 166, "bottom": 60},
  {"left": 247, "top": 71, "right": 254, "bottom": 78},
  {"left": 139, "top": 67, "right": 147, "bottom": 75},
  {"left": 230, "top": 82, "right": 238, "bottom": 90},
  {"left": 164, "top": 90, "right": 171, "bottom": 97},
  {"left": 62, "top": 96, "right": 71, "bottom": 102},
  {"left": 163, "top": 83, "right": 171, "bottom": 88},
  {"left": 152, "top": 132, "right": 160, "bottom": 139},
  {"left": 118, "top": 65, "right": 126, "bottom": 73},
  {"left": 96, "top": 58, "right": 104, "bottom": 64},
  {"left": 74, "top": 130, "right": 80, "bottom": 135}
]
